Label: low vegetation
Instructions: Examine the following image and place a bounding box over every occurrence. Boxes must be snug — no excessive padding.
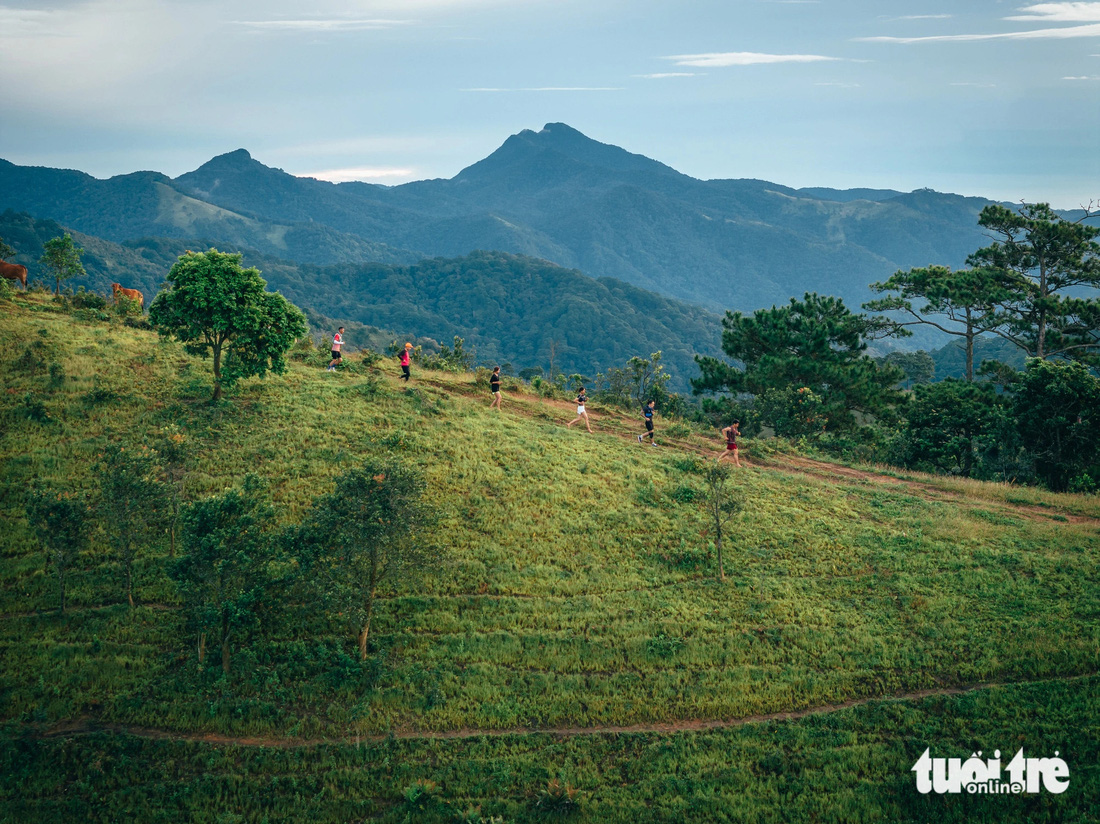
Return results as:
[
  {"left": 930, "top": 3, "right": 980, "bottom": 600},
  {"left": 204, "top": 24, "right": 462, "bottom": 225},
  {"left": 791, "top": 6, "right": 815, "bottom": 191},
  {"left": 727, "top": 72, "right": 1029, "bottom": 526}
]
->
[{"left": 0, "top": 290, "right": 1097, "bottom": 821}]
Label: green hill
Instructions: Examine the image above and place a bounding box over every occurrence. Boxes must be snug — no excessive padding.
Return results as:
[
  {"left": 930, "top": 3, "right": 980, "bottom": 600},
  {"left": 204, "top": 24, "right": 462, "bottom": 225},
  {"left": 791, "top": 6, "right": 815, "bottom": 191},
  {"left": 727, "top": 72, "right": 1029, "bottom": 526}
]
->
[
  {"left": 0, "top": 212, "right": 722, "bottom": 391},
  {"left": 1, "top": 294, "right": 1097, "bottom": 822}
]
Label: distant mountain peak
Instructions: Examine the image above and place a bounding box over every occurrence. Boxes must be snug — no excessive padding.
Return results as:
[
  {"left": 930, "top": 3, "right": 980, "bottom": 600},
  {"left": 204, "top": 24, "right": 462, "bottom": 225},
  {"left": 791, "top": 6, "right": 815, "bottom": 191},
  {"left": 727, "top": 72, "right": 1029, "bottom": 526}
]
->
[{"left": 455, "top": 123, "right": 682, "bottom": 183}]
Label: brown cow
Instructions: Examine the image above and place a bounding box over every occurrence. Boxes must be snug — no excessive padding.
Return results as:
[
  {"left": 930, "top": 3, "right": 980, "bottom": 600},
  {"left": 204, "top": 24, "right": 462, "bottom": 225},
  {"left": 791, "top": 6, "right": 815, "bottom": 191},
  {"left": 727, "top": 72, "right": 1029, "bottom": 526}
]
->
[
  {"left": 111, "top": 282, "right": 145, "bottom": 311},
  {"left": 0, "top": 261, "right": 27, "bottom": 289}
]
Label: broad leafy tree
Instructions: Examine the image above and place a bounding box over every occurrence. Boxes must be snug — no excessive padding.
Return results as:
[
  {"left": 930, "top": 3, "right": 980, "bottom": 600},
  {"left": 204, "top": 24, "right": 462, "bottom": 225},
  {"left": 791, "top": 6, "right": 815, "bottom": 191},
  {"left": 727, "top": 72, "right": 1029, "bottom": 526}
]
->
[
  {"left": 756, "top": 386, "right": 828, "bottom": 438},
  {"left": 865, "top": 265, "right": 1004, "bottom": 381},
  {"left": 25, "top": 486, "right": 91, "bottom": 614},
  {"left": 1012, "top": 358, "right": 1100, "bottom": 491},
  {"left": 296, "top": 459, "right": 436, "bottom": 660},
  {"left": 598, "top": 351, "right": 672, "bottom": 409},
  {"left": 899, "top": 380, "right": 1011, "bottom": 478},
  {"left": 38, "top": 233, "right": 85, "bottom": 295},
  {"left": 693, "top": 293, "right": 903, "bottom": 430},
  {"left": 97, "top": 443, "right": 167, "bottom": 608},
  {"left": 971, "top": 203, "right": 1100, "bottom": 364},
  {"left": 170, "top": 477, "right": 278, "bottom": 674},
  {"left": 149, "top": 250, "right": 308, "bottom": 401},
  {"left": 0, "top": 236, "right": 15, "bottom": 260}
]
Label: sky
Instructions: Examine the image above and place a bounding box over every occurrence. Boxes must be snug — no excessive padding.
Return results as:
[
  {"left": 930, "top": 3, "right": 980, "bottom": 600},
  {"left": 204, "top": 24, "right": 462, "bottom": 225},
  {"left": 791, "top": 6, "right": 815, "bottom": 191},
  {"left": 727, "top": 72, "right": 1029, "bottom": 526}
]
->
[{"left": 1, "top": 0, "right": 1098, "bottom": 208}]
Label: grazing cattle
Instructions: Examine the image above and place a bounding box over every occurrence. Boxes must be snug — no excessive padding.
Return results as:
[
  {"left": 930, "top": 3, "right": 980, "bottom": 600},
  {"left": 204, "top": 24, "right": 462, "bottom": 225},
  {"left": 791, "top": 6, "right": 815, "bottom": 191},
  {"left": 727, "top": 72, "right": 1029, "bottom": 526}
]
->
[
  {"left": 0, "top": 261, "right": 27, "bottom": 289},
  {"left": 111, "top": 282, "right": 145, "bottom": 311}
]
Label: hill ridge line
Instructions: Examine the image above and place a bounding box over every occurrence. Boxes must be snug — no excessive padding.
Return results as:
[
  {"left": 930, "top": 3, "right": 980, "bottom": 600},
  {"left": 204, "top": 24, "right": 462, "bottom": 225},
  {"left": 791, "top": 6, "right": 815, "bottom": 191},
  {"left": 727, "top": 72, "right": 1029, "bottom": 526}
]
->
[{"left": 36, "top": 671, "right": 1097, "bottom": 748}]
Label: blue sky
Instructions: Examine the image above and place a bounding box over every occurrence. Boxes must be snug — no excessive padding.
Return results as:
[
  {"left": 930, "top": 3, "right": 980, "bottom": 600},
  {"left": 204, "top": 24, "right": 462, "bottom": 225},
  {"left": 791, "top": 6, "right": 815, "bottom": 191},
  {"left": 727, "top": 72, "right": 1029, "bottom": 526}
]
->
[{"left": 1, "top": 0, "right": 1098, "bottom": 207}]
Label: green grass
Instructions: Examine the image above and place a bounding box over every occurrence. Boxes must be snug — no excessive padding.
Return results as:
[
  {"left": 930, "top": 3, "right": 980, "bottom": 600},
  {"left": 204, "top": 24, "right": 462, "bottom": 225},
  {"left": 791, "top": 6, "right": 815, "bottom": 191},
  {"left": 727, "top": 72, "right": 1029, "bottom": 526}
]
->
[{"left": 1, "top": 292, "right": 1098, "bottom": 821}]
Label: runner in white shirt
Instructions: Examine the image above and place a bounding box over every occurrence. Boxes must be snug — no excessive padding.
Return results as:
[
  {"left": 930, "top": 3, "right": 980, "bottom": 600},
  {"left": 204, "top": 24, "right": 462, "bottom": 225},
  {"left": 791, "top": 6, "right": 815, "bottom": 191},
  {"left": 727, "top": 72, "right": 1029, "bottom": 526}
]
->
[{"left": 326, "top": 327, "right": 345, "bottom": 371}]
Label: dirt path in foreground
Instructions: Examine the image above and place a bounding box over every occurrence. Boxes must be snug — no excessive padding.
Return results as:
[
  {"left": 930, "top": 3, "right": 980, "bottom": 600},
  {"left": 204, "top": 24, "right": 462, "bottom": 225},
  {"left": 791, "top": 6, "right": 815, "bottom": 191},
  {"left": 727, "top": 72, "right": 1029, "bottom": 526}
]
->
[{"left": 35, "top": 671, "right": 1096, "bottom": 749}]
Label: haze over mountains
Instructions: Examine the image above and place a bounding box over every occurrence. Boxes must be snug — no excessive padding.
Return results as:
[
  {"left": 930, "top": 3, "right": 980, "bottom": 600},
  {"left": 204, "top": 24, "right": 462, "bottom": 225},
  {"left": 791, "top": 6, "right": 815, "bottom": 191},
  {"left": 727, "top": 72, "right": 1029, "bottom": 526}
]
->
[
  {"left": 1, "top": 123, "right": 1022, "bottom": 315},
  {"left": 0, "top": 122, "right": 1059, "bottom": 384}
]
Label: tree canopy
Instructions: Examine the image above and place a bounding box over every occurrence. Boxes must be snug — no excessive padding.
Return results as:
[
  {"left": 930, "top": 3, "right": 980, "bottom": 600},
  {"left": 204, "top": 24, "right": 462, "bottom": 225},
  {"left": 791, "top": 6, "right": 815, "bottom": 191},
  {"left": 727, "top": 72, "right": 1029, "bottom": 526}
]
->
[
  {"left": 971, "top": 203, "right": 1100, "bottom": 365},
  {"left": 294, "top": 459, "right": 436, "bottom": 660},
  {"left": 39, "top": 233, "right": 86, "bottom": 295},
  {"left": 693, "top": 293, "right": 902, "bottom": 430},
  {"left": 148, "top": 249, "right": 307, "bottom": 401},
  {"left": 865, "top": 265, "right": 1006, "bottom": 381}
]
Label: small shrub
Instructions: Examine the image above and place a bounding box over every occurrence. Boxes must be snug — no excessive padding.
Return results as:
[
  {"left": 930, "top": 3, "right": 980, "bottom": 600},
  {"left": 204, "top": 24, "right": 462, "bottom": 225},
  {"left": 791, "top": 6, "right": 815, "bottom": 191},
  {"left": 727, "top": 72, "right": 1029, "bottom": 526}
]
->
[
  {"left": 353, "top": 376, "right": 383, "bottom": 400},
  {"left": 71, "top": 308, "right": 110, "bottom": 323},
  {"left": 70, "top": 287, "right": 107, "bottom": 310},
  {"left": 0, "top": 278, "right": 14, "bottom": 301},
  {"left": 112, "top": 293, "right": 143, "bottom": 318},
  {"left": 13, "top": 345, "right": 46, "bottom": 375},
  {"left": 81, "top": 380, "right": 123, "bottom": 407},
  {"left": 20, "top": 392, "right": 52, "bottom": 423},
  {"left": 1068, "top": 472, "right": 1097, "bottom": 494},
  {"left": 534, "top": 779, "right": 581, "bottom": 817},
  {"left": 47, "top": 362, "right": 65, "bottom": 390},
  {"left": 402, "top": 779, "right": 441, "bottom": 811},
  {"left": 123, "top": 315, "right": 153, "bottom": 330},
  {"left": 358, "top": 347, "right": 382, "bottom": 368},
  {"left": 669, "top": 484, "right": 698, "bottom": 504},
  {"left": 647, "top": 634, "right": 687, "bottom": 657},
  {"left": 665, "top": 421, "right": 693, "bottom": 439}
]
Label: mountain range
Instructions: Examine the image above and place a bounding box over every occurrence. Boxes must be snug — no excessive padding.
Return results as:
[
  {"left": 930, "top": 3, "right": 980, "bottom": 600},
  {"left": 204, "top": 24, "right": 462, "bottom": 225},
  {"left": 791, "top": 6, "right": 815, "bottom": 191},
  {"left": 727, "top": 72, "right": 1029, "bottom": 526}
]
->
[{"left": 0, "top": 123, "right": 1041, "bottom": 316}]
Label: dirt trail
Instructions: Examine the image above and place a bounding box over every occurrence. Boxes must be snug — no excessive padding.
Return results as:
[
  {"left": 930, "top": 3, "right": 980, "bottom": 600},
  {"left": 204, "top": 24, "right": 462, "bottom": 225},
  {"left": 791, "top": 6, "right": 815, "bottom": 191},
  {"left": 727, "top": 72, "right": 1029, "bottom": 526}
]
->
[
  {"left": 760, "top": 453, "right": 1099, "bottom": 526},
  {"left": 437, "top": 377, "right": 1099, "bottom": 527},
  {"left": 37, "top": 671, "right": 1096, "bottom": 749}
]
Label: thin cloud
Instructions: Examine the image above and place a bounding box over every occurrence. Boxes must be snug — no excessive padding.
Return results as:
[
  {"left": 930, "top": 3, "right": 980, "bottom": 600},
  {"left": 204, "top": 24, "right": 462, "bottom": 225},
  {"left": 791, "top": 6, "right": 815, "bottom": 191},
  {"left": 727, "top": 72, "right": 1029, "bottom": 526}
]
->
[
  {"left": 236, "top": 19, "right": 414, "bottom": 32},
  {"left": 0, "top": 8, "right": 63, "bottom": 38},
  {"left": 1063, "top": 74, "right": 1100, "bottom": 78},
  {"left": 1006, "top": 3, "right": 1100, "bottom": 22},
  {"left": 460, "top": 86, "right": 623, "bottom": 92},
  {"left": 897, "top": 14, "right": 954, "bottom": 20},
  {"left": 300, "top": 167, "right": 417, "bottom": 183},
  {"left": 664, "top": 52, "right": 839, "bottom": 67},
  {"left": 633, "top": 72, "right": 701, "bottom": 78},
  {"left": 858, "top": 21, "right": 1100, "bottom": 42}
]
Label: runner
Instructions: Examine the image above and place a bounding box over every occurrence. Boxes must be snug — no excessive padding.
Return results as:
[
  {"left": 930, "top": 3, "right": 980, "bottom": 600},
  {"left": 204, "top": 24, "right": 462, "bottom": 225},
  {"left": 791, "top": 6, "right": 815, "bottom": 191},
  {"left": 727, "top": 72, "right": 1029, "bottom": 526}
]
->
[
  {"left": 326, "top": 327, "right": 345, "bottom": 371},
  {"left": 566, "top": 386, "right": 592, "bottom": 433},
  {"left": 489, "top": 366, "right": 502, "bottom": 410},
  {"left": 400, "top": 342, "right": 412, "bottom": 382},
  {"left": 638, "top": 399, "right": 657, "bottom": 446},
  {"left": 719, "top": 420, "right": 742, "bottom": 466}
]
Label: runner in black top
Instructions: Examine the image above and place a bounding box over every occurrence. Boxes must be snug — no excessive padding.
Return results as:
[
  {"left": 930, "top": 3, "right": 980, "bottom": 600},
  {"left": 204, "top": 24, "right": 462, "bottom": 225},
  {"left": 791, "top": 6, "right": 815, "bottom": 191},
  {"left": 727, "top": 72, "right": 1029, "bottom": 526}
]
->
[
  {"left": 566, "top": 387, "right": 592, "bottom": 432},
  {"left": 489, "top": 366, "right": 502, "bottom": 410},
  {"left": 638, "top": 399, "right": 657, "bottom": 446}
]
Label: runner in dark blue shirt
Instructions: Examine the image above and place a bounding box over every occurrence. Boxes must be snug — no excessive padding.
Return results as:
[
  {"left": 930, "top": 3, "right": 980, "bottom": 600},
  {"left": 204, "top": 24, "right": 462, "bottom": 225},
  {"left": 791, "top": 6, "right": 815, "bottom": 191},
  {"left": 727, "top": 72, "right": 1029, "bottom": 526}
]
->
[{"left": 638, "top": 399, "right": 657, "bottom": 446}]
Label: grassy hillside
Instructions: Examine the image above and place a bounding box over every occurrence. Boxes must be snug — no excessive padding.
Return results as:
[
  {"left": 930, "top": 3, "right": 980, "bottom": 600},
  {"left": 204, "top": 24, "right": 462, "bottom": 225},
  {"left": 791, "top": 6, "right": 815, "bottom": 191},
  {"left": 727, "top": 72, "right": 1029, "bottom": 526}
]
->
[{"left": 1, "top": 292, "right": 1097, "bottom": 822}]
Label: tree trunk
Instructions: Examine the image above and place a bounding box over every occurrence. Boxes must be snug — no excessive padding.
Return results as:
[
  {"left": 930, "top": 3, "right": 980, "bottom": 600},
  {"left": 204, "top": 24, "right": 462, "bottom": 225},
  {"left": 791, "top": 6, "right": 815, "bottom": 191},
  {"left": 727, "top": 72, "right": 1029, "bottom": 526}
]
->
[
  {"left": 211, "top": 343, "right": 223, "bottom": 401},
  {"left": 715, "top": 522, "right": 725, "bottom": 581},
  {"left": 359, "top": 566, "right": 379, "bottom": 661},
  {"left": 221, "top": 612, "right": 231, "bottom": 674},
  {"left": 58, "top": 567, "right": 66, "bottom": 615},
  {"left": 126, "top": 562, "right": 134, "bottom": 608},
  {"left": 197, "top": 633, "right": 206, "bottom": 665}
]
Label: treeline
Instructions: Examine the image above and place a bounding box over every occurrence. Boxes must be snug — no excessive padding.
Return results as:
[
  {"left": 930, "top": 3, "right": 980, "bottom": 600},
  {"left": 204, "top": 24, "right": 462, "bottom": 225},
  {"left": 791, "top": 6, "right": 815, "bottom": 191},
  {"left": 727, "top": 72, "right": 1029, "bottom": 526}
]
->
[
  {"left": 0, "top": 211, "right": 721, "bottom": 392},
  {"left": 693, "top": 202, "right": 1100, "bottom": 492}
]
